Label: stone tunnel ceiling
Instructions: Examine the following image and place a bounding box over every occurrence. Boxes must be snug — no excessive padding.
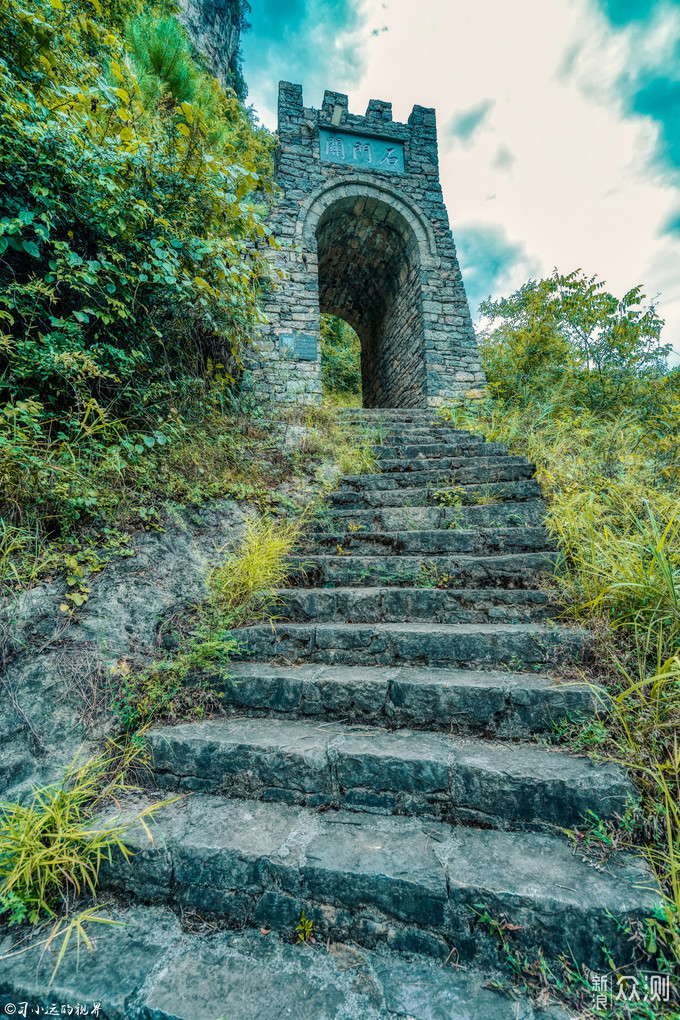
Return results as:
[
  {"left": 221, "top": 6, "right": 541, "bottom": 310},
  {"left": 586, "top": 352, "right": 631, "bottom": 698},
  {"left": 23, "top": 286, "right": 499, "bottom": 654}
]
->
[{"left": 316, "top": 195, "right": 426, "bottom": 407}]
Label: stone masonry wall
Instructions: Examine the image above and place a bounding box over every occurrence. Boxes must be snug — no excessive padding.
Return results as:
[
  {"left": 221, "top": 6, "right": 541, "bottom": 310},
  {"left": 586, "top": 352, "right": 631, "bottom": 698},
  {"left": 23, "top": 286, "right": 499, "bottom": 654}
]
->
[
  {"left": 247, "top": 82, "right": 487, "bottom": 407},
  {"left": 368, "top": 250, "right": 426, "bottom": 407}
]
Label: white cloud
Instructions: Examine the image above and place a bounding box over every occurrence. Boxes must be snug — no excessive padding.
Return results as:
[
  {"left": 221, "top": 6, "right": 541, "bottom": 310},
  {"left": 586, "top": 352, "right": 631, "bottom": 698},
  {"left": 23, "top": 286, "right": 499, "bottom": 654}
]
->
[{"left": 243, "top": 0, "right": 680, "bottom": 364}]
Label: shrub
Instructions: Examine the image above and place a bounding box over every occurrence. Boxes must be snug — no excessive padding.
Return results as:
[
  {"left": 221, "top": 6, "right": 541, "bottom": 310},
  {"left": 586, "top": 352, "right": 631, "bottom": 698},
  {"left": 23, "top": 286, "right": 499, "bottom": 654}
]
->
[{"left": 320, "top": 314, "right": 362, "bottom": 399}]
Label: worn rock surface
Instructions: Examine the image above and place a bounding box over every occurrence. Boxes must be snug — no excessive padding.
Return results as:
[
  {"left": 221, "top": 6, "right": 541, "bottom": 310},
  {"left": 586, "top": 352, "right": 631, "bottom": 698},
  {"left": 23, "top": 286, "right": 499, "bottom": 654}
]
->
[
  {"left": 0, "top": 500, "right": 250, "bottom": 801},
  {"left": 0, "top": 905, "right": 570, "bottom": 1019},
  {"left": 178, "top": 0, "right": 241, "bottom": 89}
]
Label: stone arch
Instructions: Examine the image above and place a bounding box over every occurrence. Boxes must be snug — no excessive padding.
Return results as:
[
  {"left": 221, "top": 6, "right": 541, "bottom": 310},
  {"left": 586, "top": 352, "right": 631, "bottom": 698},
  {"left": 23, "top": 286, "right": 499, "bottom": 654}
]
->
[
  {"left": 297, "top": 177, "right": 439, "bottom": 266},
  {"left": 249, "top": 83, "right": 488, "bottom": 408},
  {"left": 299, "top": 180, "right": 436, "bottom": 407}
]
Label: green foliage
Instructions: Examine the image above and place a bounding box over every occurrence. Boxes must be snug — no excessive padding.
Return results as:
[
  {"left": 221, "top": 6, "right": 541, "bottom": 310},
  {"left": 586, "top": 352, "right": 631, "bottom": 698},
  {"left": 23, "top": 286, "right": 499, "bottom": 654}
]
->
[
  {"left": 1, "top": 0, "right": 276, "bottom": 422},
  {"left": 276, "top": 401, "right": 379, "bottom": 480},
  {"left": 320, "top": 314, "right": 362, "bottom": 399},
  {"left": 208, "top": 514, "right": 304, "bottom": 624},
  {"left": 449, "top": 269, "right": 680, "bottom": 985},
  {"left": 479, "top": 269, "right": 670, "bottom": 413},
  {"left": 110, "top": 642, "right": 235, "bottom": 734},
  {"left": 433, "top": 483, "right": 503, "bottom": 506},
  {"left": 295, "top": 909, "right": 314, "bottom": 944},
  {"left": 113, "top": 512, "right": 307, "bottom": 732},
  {"left": 470, "top": 902, "right": 676, "bottom": 1019},
  {"left": 0, "top": 0, "right": 279, "bottom": 576},
  {"left": 0, "top": 744, "right": 168, "bottom": 923},
  {"left": 336, "top": 431, "right": 379, "bottom": 476}
]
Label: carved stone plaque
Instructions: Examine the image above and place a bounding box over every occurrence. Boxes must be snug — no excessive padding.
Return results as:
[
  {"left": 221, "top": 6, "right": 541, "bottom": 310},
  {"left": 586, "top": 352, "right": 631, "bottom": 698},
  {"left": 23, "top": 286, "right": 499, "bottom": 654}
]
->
[
  {"left": 279, "top": 332, "right": 295, "bottom": 357},
  {"left": 279, "top": 332, "right": 318, "bottom": 361},
  {"left": 319, "top": 129, "right": 405, "bottom": 174},
  {"left": 295, "top": 334, "right": 318, "bottom": 361}
]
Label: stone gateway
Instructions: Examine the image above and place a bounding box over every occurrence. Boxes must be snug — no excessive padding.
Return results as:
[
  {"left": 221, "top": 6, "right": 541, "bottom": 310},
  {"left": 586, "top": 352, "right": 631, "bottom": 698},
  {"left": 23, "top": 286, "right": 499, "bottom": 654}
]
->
[{"left": 248, "top": 83, "right": 488, "bottom": 407}]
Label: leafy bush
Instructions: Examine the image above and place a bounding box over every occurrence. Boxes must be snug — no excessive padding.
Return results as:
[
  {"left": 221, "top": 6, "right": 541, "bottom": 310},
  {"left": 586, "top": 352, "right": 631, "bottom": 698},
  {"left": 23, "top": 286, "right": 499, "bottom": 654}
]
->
[
  {"left": 0, "top": 0, "right": 276, "bottom": 427},
  {"left": 443, "top": 268, "right": 680, "bottom": 982},
  {"left": 478, "top": 269, "right": 671, "bottom": 413},
  {"left": 0, "top": 0, "right": 280, "bottom": 580}
]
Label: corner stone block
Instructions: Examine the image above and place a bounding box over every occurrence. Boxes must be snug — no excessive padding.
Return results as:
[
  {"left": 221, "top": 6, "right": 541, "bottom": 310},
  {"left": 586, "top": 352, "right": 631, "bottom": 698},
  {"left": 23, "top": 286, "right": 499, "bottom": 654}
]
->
[{"left": 366, "top": 99, "right": 393, "bottom": 121}]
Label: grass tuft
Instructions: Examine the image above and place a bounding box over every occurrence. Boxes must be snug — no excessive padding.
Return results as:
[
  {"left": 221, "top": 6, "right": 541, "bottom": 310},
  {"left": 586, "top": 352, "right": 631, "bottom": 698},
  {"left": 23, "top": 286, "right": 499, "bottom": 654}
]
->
[
  {"left": 208, "top": 514, "right": 305, "bottom": 624},
  {"left": 0, "top": 744, "right": 170, "bottom": 925}
]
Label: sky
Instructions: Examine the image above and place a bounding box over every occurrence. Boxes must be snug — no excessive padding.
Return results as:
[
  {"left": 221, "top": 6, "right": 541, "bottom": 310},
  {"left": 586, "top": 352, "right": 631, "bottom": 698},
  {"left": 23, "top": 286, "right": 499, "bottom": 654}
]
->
[{"left": 241, "top": 0, "right": 680, "bottom": 365}]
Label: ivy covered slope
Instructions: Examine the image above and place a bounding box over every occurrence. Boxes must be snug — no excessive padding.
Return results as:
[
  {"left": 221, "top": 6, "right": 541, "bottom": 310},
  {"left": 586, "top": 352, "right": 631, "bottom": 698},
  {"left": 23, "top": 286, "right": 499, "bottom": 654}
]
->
[{"left": 0, "top": 0, "right": 277, "bottom": 586}]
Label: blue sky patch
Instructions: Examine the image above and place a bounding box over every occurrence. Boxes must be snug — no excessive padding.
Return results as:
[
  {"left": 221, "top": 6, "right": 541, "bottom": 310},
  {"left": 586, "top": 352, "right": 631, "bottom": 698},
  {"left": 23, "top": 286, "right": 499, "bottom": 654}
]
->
[
  {"left": 594, "top": 0, "right": 661, "bottom": 25},
  {"left": 454, "top": 223, "right": 538, "bottom": 317},
  {"left": 446, "top": 99, "right": 495, "bottom": 146},
  {"left": 631, "top": 76, "right": 680, "bottom": 173},
  {"left": 240, "top": 0, "right": 366, "bottom": 117}
]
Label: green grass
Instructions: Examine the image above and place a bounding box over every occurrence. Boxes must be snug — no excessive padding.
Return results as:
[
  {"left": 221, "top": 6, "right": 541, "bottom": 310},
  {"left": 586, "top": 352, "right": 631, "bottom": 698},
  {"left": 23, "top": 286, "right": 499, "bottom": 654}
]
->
[
  {"left": 208, "top": 514, "right": 305, "bottom": 624},
  {"left": 0, "top": 744, "right": 171, "bottom": 925},
  {"left": 440, "top": 396, "right": 680, "bottom": 1008}
]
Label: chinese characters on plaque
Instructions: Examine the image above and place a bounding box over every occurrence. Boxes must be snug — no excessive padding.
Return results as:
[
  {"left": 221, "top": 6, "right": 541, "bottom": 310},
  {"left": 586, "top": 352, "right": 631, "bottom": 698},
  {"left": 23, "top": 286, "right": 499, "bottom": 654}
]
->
[
  {"left": 319, "top": 129, "right": 405, "bottom": 174},
  {"left": 279, "top": 333, "right": 318, "bottom": 361}
]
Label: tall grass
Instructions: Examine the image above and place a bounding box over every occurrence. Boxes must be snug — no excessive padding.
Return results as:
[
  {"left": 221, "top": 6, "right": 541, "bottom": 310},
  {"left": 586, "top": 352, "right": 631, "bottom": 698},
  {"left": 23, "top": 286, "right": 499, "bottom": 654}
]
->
[
  {"left": 0, "top": 744, "right": 168, "bottom": 925},
  {"left": 442, "top": 398, "right": 680, "bottom": 980},
  {"left": 208, "top": 514, "right": 304, "bottom": 624}
]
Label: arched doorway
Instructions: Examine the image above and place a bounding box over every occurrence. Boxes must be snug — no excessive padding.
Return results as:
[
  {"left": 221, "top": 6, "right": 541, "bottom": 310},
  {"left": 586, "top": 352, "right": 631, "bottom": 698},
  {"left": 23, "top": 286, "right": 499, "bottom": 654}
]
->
[
  {"left": 250, "top": 84, "right": 487, "bottom": 407},
  {"left": 315, "top": 196, "right": 426, "bottom": 408}
]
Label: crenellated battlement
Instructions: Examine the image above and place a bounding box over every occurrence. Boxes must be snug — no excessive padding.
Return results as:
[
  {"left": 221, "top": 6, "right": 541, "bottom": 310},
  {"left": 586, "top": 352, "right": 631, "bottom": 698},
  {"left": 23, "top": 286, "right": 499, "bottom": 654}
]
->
[
  {"left": 276, "top": 82, "right": 438, "bottom": 171},
  {"left": 250, "top": 81, "right": 486, "bottom": 408}
]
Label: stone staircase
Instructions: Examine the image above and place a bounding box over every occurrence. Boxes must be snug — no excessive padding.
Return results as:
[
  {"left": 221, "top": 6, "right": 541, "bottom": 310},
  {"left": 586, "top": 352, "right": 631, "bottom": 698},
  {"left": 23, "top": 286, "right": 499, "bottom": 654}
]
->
[{"left": 1, "top": 409, "right": 659, "bottom": 1019}]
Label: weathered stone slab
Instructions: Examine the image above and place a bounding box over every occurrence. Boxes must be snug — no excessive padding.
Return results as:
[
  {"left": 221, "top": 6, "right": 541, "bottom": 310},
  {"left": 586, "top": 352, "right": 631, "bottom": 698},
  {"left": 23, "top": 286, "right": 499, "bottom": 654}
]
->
[
  {"left": 0, "top": 904, "right": 571, "bottom": 1019},
  {"left": 274, "top": 585, "right": 556, "bottom": 624},
  {"left": 232, "top": 621, "right": 586, "bottom": 670},
  {"left": 337, "top": 460, "right": 535, "bottom": 490},
  {"left": 205, "top": 662, "right": 604, "bottom": 737},
  {"left": 146, "top": 715, "right": 632, "bottom": 829},
  {"left": 97, "top": 795, "right": 660, "bottom": 970},
  {"left": 298, "top": 526, "right": 553, "bottom": 556},
  {"left": 321, "top": 501, "right": 547, "bottom": 532},
  {"left": 289, "top": 551, "right": 559, "bottom": 588},
  {"left": 327, "top": 478, "right": 543, "bottom": 507}
]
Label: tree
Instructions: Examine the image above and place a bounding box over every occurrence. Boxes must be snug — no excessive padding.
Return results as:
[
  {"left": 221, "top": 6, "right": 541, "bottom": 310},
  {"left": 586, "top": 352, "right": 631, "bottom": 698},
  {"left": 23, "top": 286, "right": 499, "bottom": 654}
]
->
[
  {"left": 320, "top": 315, "right": 362, "bottom": 396},
  {"left": 479, "top": 269, "right": 670, "bottom": 413}
]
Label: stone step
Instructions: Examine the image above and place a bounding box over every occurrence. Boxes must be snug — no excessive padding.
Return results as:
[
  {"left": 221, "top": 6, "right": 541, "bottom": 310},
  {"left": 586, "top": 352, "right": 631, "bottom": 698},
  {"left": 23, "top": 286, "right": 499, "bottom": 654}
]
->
[
  {"left": 338, "top": 461, "right": 535, "bottom": 491},
  {"left": 339, "top": 410, "right": 449, "bottom": 424},
  {"left": 146, "top": 717, "right": 633, "bottom": 831},
  {"left": 297, "top": 527, "right": 553, "bottom": 557},
  {"left": 319, "top": 501, "right": 547, "bottom": 532},
  {"left": 367, "top": 424, "right": 477, "bottom": 437},
  {"left": 377, "top": 440, "right": 508, "bottom": 460},
  {"left": 289, "top": 550, "right": 558, "bottom": 588},
  {"left": 231, "top": 621, "right": 585, "bottom": 669},
  {"left": 327, "top": 479, "right": 543, "bottom": 507},
  {"left": 377, "top": 452, "right": 514, "bottom": 472},
  {"left": 209, "top": 662, "right": 604, "bottom": 737},
  {"left": 99, "top": 794, "right": 658, "bottom": 970},
  {"left": 273, "top": 586, "right": 557, "bottom": 624},
  {"left": 360, "top": 427, "right": 481, "bottom": 444},
  {"left": 0, "top": 903, "right": 570, "bottom": 1020}
]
